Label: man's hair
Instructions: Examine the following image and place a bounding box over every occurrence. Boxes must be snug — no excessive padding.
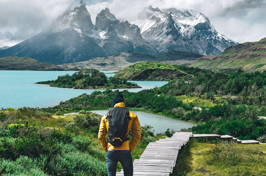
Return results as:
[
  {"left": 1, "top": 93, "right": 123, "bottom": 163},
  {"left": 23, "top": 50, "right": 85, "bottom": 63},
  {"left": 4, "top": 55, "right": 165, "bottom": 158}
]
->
[{"left": 112, "top": 93, "right": 124, "bottom": 107}]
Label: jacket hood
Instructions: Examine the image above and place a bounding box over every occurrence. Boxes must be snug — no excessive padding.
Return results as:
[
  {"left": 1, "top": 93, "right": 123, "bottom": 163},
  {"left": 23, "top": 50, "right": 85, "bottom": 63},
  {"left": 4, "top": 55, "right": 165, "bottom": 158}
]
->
[{"left": 114, "top": 102, "right": 125, "bottom": 108}]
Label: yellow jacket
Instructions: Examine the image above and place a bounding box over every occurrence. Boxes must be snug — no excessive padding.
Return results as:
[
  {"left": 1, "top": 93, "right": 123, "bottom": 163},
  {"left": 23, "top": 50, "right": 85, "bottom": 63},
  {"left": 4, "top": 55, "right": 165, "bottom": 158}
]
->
[{"left": 98, "top": 102, "right": 141, "bottom": 152}]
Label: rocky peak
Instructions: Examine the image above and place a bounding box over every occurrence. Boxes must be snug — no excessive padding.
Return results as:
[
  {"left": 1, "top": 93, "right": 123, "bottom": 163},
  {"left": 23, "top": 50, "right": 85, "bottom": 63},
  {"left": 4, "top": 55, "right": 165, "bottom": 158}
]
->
[
  {"left": 99, "top": 8, "right": 117, "bottom": 21},
  {"left": 95, "top": 8, "right": 119, "bottom": 31},
  {"left": 49, "top": 1, "right": 94, "bottom": 35}
]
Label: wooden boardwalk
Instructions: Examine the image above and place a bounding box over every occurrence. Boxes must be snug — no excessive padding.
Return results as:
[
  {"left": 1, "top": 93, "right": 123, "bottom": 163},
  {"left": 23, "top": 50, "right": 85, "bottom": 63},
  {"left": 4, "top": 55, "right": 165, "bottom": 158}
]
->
[
  {"left": 192, "top": 134, "right": 261, "bottom": 144},
  {"left": 116, "top": 132, "right": 192, "bottom": 176},
  {"left": 116, "top": 132, "right": 262, "bottom": 175}
]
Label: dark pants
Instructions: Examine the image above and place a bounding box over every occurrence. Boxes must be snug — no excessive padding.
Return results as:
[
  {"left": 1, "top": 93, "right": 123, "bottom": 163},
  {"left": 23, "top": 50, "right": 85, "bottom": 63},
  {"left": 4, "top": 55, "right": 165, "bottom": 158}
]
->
[{"left": 106, "top": 150, "right": 133, "bottom": 176}]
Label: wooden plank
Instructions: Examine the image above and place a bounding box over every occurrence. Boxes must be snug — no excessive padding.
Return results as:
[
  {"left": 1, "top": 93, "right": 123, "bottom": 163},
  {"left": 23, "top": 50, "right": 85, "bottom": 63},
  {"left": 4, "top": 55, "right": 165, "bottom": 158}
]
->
[
  {"left": 220, "top": 135, "right": 233, "bottom": 139},
  {"left": 116, "top": 173, "right": 169, "bottom": 176},
  {"left": 193, "top": 134, "right": 220, "bottom": 138},
  {"left": 133, "top": 166, "right": 172, "bottom": 172},
  {"left": 241, "top": 140, "right": 260, "bottom": 144},
  {"left": 145, "top": 146, "right": 180, "bottom": 150},
  {"left": 141, "top": 152, "right": 178, "bottom": 156},
  {"left": 116, "top": 172, "right": 169, "bottom": 176},
  {"left": 133, "top": 163, "right": 174, "bottom": 167},
  {"left": 140, "top": 156, "right": 177, "bottom": 160},
  {"left": 134, "top": 160, "right": 175, "bottom": 165},
  {"left": 140, "top": 152, "right": 178, "bottom": 156}
]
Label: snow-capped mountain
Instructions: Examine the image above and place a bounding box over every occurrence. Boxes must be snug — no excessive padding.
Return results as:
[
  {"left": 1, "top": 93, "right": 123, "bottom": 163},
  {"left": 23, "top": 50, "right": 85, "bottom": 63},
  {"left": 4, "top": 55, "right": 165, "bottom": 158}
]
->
[
  {"left": 133, "top": 6, "right": 238, "bottom": 55},
  {"left": 94, "top": 8, "right": 158, "bottom": 56},
  {"left": 0, "top": 2, "right": 106, "bottom": 64},
  {"left": 0, "top": 2, "right": 156, "bottom": 64}
]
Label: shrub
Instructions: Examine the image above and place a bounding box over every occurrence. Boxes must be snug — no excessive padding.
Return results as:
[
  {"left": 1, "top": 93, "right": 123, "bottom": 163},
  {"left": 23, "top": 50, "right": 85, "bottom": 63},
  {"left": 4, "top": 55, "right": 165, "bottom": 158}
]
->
[
  {"left": 61, "top": 143, "right": 78, "bottom": 154},
  {"left": 79, "top": 110, "right": 86, "bottom": 114},
  {"left": 71, "top": 136, "right": 91, "bottom": 152},
  {"left": 143, "top": 136, "right": 156, "bottom": 143},
  {"left": 165, "top": 128, "right": 175, "bottom": 137},
  {"left": 73, "top": 114, "right": 100, "bottom": 134},
  {"left": 0, "top": 156, "right": 48, "bottom": 176},
  {"left": 47, "top": 151, "right": 107, "bottom": 176},
  {"left": 6, "top": 108, "right": 15, "bottom": 111},
  {"left": 0, "top": 132, "right": 61, "bottom": 160},
  {"left": 140, "top": 125, "right": 154, "bottom": 138},
  {"left": 49, "top": 130, "right": 72, "bottom": 144}
]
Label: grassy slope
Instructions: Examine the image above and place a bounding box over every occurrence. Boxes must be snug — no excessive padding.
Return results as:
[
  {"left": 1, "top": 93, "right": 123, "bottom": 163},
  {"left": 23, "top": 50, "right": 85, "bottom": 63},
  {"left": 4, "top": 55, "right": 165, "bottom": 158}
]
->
[
  {"left": 172, "top": 140, "right": 266, "bottom": 176},
  {"left": 0, "top": 56, "right": 69, "bottom": 71},
  {"left": 192, "top": 37, "right": 266, "bottom": 72},
  {"left": 115, "top": 61, "right": 191, "bottom": 81}
]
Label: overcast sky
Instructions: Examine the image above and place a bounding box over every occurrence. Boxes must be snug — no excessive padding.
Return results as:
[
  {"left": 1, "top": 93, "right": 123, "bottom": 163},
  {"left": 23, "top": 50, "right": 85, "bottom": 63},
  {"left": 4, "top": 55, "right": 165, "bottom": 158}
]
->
[{"left": 0, "top": 0, "right": 265, "bottom": 43}]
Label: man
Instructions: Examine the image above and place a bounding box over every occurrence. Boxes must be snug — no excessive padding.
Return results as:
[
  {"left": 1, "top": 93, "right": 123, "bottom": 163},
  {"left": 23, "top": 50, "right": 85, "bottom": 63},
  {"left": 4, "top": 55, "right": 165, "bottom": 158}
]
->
[{"left": 98, "top": 93, "right": 141, "bottom": 176}]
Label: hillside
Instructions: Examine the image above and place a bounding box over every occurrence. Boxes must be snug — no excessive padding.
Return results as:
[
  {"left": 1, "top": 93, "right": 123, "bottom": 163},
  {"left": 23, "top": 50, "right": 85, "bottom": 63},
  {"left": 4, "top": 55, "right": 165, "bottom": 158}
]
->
[
  {"left": 59, "top": 50, "right": 202, "bottom": 71},
  {"left": 114, "top": 61, "right": 191, "bottom": 81},
  {"left": 192, "top": 37, "right": 266, "bottom": 72},
  {"left": 0, "top": 56, "right": 73, "bottom": 71},
  {"left": 36, "top": 69, "right": 140, "bottom": 89}
]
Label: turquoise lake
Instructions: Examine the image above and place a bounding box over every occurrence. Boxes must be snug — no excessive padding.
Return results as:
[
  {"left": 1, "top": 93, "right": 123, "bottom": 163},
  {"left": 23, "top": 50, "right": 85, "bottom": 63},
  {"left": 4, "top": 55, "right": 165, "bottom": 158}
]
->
[
  {"left": 91, "top": 110, "right": 195, "bottom": 133},
  {"left": 0, "top": 71, "right": 168, "bottom": 109}
]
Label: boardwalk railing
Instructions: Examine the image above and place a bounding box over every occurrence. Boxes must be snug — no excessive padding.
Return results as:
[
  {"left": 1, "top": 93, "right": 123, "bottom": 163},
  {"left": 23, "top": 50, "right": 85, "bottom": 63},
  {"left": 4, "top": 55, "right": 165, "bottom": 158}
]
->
[{"left": 116, "top": 132, "right": 265, "bottom": 176}]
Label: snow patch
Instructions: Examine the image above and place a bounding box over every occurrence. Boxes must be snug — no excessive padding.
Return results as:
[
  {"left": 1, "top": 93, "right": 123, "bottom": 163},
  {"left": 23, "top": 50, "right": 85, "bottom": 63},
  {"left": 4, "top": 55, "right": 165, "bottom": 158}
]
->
[
  {"left": 133, "top": 19, "right": 157, "bottom": 34},
  {"left": 0, "top": 39, "right": 22, "bottom": 48},
  {"left": 99, "top": 31, "right": 107, "bottom": 39},
  {"left": 74, "top": 28, "right": 82, "bottom": 34},
  {"left": 88, "top": 29, "right": 101, "bottom": 39}
]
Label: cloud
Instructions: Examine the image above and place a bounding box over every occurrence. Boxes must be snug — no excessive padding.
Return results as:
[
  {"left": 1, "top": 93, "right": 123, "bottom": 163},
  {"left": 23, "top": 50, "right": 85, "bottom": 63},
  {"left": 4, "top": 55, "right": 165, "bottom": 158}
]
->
[{"left": 0, "top": 0, "right": 73, "bottom": 40}]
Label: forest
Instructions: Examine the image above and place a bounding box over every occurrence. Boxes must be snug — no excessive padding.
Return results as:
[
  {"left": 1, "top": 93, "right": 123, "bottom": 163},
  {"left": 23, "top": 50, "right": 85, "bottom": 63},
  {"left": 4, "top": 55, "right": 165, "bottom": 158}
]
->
[{"left": 37, "top": 69, "right": 140, "bottom": 89}]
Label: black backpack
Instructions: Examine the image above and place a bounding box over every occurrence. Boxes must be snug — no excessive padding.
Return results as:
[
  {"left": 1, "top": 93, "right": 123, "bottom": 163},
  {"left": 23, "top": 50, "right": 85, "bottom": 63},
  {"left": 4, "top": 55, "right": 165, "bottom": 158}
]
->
[{"left": 106, "top": 107, "right": 131, "bottom": 147}]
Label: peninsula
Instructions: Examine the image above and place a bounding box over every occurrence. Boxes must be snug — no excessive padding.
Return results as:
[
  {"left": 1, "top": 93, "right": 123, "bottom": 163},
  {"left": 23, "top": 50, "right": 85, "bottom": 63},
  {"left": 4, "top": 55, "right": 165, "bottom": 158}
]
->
[{"left": 36, "top": 69, "right": 141, "bottom": 89}]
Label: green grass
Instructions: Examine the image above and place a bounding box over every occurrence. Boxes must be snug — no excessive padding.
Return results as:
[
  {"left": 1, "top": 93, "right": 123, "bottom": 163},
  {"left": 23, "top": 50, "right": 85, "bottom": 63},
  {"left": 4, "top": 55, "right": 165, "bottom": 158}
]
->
[
  {"left": 115, "top": 61, "right": 190, "bottom": 80},
  {"left": 171, "top": 140, "right": 266, "bottom": 176},
  {"left": 175, "top": 95, "right": 217, "bottom": 108},
  {"left": 192, "top": 37, "right": 266, "bottom": 73},
  {"left": 192, "top": 56, "right": 266, "bottom": 72}
]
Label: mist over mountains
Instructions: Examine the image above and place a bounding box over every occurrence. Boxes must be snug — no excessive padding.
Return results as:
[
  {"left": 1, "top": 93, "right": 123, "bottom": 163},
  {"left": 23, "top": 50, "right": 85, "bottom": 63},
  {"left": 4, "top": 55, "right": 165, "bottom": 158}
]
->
[{"left": 0, "top": 1, "right": 237, "bottom": 64}]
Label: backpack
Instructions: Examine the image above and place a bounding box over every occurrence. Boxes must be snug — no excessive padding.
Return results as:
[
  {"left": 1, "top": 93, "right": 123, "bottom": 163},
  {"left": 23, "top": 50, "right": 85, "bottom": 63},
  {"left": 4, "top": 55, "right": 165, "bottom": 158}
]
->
[{"left": 106, "top": 107, "right": 131, "bottom": 147}]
